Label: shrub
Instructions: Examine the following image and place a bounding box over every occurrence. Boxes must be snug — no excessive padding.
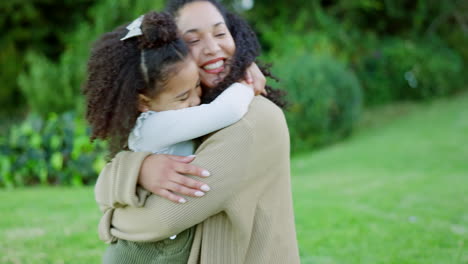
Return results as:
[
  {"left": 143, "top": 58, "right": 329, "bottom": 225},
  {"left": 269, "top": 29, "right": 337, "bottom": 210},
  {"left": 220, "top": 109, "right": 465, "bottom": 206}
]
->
[
  {"left": 273, "top": 52, "right": 363, "bottom": 153},
  {"left": 0, "top": 112, "right": 107, "bottom": 188},
  {"left": 17, "top": 0, "right": 165, "bottom": 116},
  {"left": 0, "top": 0, "right": 96, "bottom": 115},
  {"left": 355, "top": 38, "right": 465, "bottom": 105}
]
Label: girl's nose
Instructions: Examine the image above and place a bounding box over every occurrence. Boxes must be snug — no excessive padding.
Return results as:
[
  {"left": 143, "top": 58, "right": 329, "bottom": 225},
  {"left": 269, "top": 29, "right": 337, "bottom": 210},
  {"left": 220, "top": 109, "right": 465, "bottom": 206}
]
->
[{"left": 189, "top": 94, "right": 201, "bottom": 107}]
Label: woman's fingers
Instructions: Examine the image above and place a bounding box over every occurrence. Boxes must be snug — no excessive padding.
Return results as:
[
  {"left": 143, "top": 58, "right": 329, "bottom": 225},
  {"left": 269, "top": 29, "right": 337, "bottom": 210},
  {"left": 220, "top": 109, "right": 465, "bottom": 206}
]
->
[
  {"left": 137, "top": 154, "right": 211, "bottom": 203},
  {"left": 174, "top": 162, "right": 211, "bottom": 178},
  {"left": 166, "top": 154, "right": 196, "bottom": 163},
  {"left": 173, "top": 174, "right": 211, "bottom": 192},
  {"left": 166, "top": 181, "right": 207, "bottom": 198},
  {"left": 154, "top": 189, "right": 188, "bottom": 204},
  {"left": 154, "top": 175, "right": 211, "bottom": 203}
]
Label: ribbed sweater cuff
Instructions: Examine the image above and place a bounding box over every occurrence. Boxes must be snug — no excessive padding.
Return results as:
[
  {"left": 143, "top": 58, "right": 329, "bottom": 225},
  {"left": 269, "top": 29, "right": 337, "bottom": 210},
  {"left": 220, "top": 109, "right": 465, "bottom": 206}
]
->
[{"left": 112, "top": 151, "right": 152, "bottom": 207}]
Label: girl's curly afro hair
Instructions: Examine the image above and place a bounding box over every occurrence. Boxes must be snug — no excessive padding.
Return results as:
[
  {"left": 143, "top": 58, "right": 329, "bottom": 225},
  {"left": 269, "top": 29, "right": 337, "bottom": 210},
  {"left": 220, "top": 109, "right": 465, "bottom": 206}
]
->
[
  {"left": 83, "top": 11, "right": 190, "bottom": 157},
  {"left": 165, "top": 0, "right": 287, "bottom": 107}
]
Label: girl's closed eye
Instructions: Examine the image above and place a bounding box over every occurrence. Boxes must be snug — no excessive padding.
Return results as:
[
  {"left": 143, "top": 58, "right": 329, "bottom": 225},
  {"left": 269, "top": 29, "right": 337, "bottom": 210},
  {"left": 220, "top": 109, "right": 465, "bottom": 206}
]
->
[
  {"left": 181, "top": 85, "right": 201, "bottom": 102},
  {"left": 177, "top": 91, "right": 190, "bottom": 101}
]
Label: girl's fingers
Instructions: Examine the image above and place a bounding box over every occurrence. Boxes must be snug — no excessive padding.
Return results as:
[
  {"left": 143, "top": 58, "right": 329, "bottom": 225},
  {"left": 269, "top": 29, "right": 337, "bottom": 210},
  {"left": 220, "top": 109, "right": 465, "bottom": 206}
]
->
[
  {"left": 244, "top": 69, "right": 254, "bottom": 84},
  {"left": 154, "top": 189, "right": 187, "bottom": 204},
  {"left": 246, "top": 63, "right": 266, "bottom": 96}
]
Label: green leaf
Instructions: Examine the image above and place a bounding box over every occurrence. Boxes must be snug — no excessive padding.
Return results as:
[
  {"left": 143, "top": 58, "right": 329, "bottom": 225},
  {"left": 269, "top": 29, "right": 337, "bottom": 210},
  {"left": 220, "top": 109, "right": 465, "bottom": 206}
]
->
[
  {"left": 50, "top": 135, "right": 62, "bottom": 150},
  {"left": 92, "top": 156, "right": 106, "bottom": 174},
  {"left": 30, "top": 133, "right": 42, "bottom": 149},
  {"left": 51, "top": 152, "right": 64, "bottom": 171}
]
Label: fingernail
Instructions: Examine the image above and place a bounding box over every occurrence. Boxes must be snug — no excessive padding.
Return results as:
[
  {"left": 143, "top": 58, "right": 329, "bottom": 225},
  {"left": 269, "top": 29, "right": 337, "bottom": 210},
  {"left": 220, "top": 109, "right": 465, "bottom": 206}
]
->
[
  {"left": 194, "top": 191, "right": 205, "bottom": 197},
  {"left": 179, "top": 198, "right": 187, "bottom": 203},
  {"left": 200, "top": 184, "right": 210, "bottom": 192},
  {"left": 201, "top": 170, "right": 210, "bottom": 177}
]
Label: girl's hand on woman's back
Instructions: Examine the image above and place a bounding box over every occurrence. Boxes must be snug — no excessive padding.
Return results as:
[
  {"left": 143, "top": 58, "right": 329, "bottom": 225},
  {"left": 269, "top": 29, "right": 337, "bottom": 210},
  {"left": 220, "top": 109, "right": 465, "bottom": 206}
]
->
[
  {"left": 244, "top": 62, "right": 267, "bottom": 96},
  {"left": 138, "top": 154, "right": 211, "bottom": 204}
]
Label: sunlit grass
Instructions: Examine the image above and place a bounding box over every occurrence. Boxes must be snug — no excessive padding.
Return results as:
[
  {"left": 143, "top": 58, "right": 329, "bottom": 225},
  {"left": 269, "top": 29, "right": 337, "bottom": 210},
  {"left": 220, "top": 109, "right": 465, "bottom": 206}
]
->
[
  {"left": 1, "top": 93, "right": 467, "bottom": 263},
  {"left": 0, "top": 187, "right": 104, "bottom": 263},
  {"left": 293, "top": 92, "right": 468, "bottom": 263}
]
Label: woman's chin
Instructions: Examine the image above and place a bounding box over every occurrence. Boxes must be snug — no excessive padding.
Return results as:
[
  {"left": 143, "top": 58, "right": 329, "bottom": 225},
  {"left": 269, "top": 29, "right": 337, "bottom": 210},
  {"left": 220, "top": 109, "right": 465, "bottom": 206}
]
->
[
  {"left": 200, "top": 75, "right": 221, "bottom": 88},
  {"left": 200, "top": 68, "right": 230, "bottom": 88}
]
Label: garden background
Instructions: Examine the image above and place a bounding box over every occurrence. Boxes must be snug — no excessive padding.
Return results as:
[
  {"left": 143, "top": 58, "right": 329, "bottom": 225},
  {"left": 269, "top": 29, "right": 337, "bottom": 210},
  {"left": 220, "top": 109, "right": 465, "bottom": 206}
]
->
[{"left": 0, "top": 0, "right": 467, "bottom": 263}]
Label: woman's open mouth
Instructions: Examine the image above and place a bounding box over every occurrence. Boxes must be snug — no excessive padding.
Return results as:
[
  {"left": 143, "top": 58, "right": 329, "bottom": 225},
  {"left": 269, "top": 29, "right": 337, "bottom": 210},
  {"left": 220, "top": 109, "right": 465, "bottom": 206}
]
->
[{"left": 201, "top": 58, "right": 225, "bottom": 74}]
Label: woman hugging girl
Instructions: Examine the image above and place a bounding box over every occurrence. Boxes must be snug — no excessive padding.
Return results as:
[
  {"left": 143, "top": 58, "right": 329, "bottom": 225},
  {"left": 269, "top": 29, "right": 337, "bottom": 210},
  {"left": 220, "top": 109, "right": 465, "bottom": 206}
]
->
[
  {"left": 84, "top": 11, "right": 256, "bottom": 263},
  {"left": 84, "top": 11, "right": 255, "bottom": 201}
]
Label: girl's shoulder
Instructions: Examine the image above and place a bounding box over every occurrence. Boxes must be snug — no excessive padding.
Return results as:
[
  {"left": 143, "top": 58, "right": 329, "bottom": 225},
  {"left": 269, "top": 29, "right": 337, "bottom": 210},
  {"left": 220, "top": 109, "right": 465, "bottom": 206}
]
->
[{"left": 131, "top": 111, "right": 158, "bottom": 138}]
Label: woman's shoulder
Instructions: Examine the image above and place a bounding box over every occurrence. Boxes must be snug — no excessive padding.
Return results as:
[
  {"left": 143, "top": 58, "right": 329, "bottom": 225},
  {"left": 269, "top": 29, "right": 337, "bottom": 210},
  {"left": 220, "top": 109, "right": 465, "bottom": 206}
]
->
[
  {"left": 198, "top": 96, "right": 289, "bottom": 153},
  {"left": 200, "top": 96, "right": 288, "bottom": 142},
  {"left": 243, "top": 96, "right": 287, "bottom": 128},
  {"left": 214, "top": 96, "right": 288, "bottom": 141}
]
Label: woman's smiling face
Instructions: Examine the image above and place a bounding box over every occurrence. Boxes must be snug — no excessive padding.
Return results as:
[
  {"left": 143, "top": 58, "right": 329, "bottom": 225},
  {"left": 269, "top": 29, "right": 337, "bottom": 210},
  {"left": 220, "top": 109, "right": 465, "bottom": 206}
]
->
[{"left": 176, "top": 1, "right": 236, "bottom": 88}]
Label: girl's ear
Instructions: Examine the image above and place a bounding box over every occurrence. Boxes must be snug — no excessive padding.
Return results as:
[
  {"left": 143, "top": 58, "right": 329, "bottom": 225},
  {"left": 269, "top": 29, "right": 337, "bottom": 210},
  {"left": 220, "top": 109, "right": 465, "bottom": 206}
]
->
[{"left": 137, "top": 94, "right": 152, "bottom": 112}]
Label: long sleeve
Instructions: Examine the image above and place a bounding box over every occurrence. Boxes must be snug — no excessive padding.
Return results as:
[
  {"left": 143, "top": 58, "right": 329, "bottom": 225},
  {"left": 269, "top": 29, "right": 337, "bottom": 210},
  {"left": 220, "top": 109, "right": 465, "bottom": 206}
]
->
[
  {"left": 129, "top": 82, "right": 254, "bottom": 152},
  {"left": 95, "top": 97, "right": 289, "bottom": 242},
  {"left": 101, "top": 116, "right": 255, "bottom": 242},
  {"left": 95, "top": 151, "right": 152, "bottom": 211},
  {"left": 95, "top": 97, "right": 300, "bottom": 263}
]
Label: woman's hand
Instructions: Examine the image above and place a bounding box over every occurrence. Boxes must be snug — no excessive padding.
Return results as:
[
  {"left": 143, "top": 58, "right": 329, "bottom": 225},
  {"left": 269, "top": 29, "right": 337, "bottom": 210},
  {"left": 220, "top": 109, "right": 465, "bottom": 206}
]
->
[
  {"left": 244, "top": 62, "right": 267, "bottom": 96},
  {"left": 138, "top": 154, "right": 211, "bottom": 204}
]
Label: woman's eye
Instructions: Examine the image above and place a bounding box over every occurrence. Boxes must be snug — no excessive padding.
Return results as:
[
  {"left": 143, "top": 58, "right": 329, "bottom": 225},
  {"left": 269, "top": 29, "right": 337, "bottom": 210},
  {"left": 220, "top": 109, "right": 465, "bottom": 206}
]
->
[{"left": 215, "top": 33, "right": 226, "bottom": 37}]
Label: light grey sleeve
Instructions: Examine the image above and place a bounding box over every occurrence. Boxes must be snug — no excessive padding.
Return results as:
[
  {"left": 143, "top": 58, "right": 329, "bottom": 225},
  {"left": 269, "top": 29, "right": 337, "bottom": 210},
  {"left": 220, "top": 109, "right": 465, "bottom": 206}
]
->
[{"left": 130, "top": 83, "right": 254, "bottom": 151}]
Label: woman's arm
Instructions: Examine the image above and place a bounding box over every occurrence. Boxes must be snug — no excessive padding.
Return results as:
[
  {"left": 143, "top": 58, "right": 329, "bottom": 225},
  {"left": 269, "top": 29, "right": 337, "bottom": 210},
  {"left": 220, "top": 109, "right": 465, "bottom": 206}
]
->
[
  {"left": 130, "top": 83, "right": 254, "bottom": 152},
  {"left": 95, "top": 153, "right": 210, "bottom": 208},
  {"left": 96, "top": 97, "right": 289, "bottom": 242},
  {"left": 96, "top": 83, "right": 254, "bottom": 206}
]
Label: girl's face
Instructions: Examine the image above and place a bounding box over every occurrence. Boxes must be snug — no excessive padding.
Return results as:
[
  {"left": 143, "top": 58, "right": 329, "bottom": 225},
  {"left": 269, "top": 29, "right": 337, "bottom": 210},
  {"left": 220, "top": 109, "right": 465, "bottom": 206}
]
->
[
  {"left": 139, "top": 58, "right": 202, "bottom": 112},
  {"left": 176, "top": 1, "right": 236, "bottom": 88}
]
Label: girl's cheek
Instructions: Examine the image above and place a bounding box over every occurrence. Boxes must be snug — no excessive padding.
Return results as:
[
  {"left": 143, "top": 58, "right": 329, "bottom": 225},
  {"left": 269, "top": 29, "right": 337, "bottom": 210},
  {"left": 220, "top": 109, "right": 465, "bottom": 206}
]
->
[{"left": 190, "top": 47, "right": 203, "bottom": 64}]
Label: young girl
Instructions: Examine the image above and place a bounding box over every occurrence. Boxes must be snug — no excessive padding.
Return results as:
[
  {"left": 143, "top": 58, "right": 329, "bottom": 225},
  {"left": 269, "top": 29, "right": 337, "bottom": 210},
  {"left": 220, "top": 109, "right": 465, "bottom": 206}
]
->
[
  {"left": 84, "top": 11, "right": 254, "bottom": 264},
  {"left": 85, "top": 11, "right": 254, "bottom": 199}
]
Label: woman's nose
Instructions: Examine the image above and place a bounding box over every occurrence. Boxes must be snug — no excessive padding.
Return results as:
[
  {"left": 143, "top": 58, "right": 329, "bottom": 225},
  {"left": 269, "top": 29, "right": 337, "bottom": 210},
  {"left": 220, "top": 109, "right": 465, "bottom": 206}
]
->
[{"left": 203, "top": 37, "right": 221, "bottom": 55}]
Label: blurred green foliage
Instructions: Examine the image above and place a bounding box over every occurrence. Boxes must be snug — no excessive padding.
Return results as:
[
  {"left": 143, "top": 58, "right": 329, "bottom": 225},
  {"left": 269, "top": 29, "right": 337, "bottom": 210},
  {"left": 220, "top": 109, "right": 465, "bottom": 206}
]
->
[
  {"left": 1, "top": 0, "right": 467, "bottom": 186},
  {"left": 0, "top": 0, "right": 96, "bottom": 115},
  {"left": 0, "top": 112, "right": 107, "bottom": 188},
  {"left": 356, "top": 37, "right": 465, "bottom": 104},
  {"left": 249, "top": 0, "right": 467, "bottom": 58},
  {"left": 250, "top": 0, "right": 467, "bottom": 106},
  {"left": 273, "top": 53, "right": 363, "bottom": 152},
  {"left": 2, "top": 0, "right": 165, "bottom": 116}
]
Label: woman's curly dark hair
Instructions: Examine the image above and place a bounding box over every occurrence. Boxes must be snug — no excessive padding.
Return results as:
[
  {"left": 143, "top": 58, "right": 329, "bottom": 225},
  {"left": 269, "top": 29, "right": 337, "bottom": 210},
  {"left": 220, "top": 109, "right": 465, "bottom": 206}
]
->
[
  {"left": 83, "top": 11, "right": 189, "bottom": 157},
  {"left": 166, "top": 0, "right": 287, "bottom": 107}
]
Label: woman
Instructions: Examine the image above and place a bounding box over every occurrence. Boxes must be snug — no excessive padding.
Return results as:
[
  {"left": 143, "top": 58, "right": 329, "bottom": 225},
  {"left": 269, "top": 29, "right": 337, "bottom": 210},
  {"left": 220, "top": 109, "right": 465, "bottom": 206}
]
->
[{"left": 95, "top": 0, "right": 300, "bottom": 263}]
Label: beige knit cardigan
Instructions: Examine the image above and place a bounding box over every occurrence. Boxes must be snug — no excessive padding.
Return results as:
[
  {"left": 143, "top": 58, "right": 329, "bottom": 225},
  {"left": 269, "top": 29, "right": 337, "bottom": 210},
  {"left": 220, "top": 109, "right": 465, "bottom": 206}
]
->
[{"left": 95, "top": 97, "right": 300, "bottom": 264}]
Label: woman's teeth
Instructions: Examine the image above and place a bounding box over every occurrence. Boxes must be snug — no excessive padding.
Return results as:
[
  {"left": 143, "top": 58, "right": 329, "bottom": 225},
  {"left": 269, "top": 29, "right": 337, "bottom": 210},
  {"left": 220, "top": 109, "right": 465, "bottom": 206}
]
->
[{"left": 203, "top": 60, "right": 224, "bottom": 70}]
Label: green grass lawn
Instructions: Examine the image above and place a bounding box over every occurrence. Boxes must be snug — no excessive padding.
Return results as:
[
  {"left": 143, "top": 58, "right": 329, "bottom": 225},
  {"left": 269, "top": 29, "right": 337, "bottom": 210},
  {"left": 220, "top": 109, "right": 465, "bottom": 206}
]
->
[{"left": 1, "top": 93, "right": 467, "bottom": 263}]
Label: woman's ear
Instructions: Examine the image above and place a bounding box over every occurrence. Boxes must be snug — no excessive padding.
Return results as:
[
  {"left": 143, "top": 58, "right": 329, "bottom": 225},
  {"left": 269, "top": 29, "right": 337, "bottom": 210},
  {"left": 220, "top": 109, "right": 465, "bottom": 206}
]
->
[{"left": 137, "top": 94, "right": 152, "bottom": 112}]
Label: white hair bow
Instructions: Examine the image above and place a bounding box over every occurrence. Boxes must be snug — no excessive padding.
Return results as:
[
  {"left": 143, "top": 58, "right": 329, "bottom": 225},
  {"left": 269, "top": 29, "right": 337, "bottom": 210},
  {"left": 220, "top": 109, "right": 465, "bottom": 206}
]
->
[{"left": 120, "top": 15, "right": 144, "bottom": 41}]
